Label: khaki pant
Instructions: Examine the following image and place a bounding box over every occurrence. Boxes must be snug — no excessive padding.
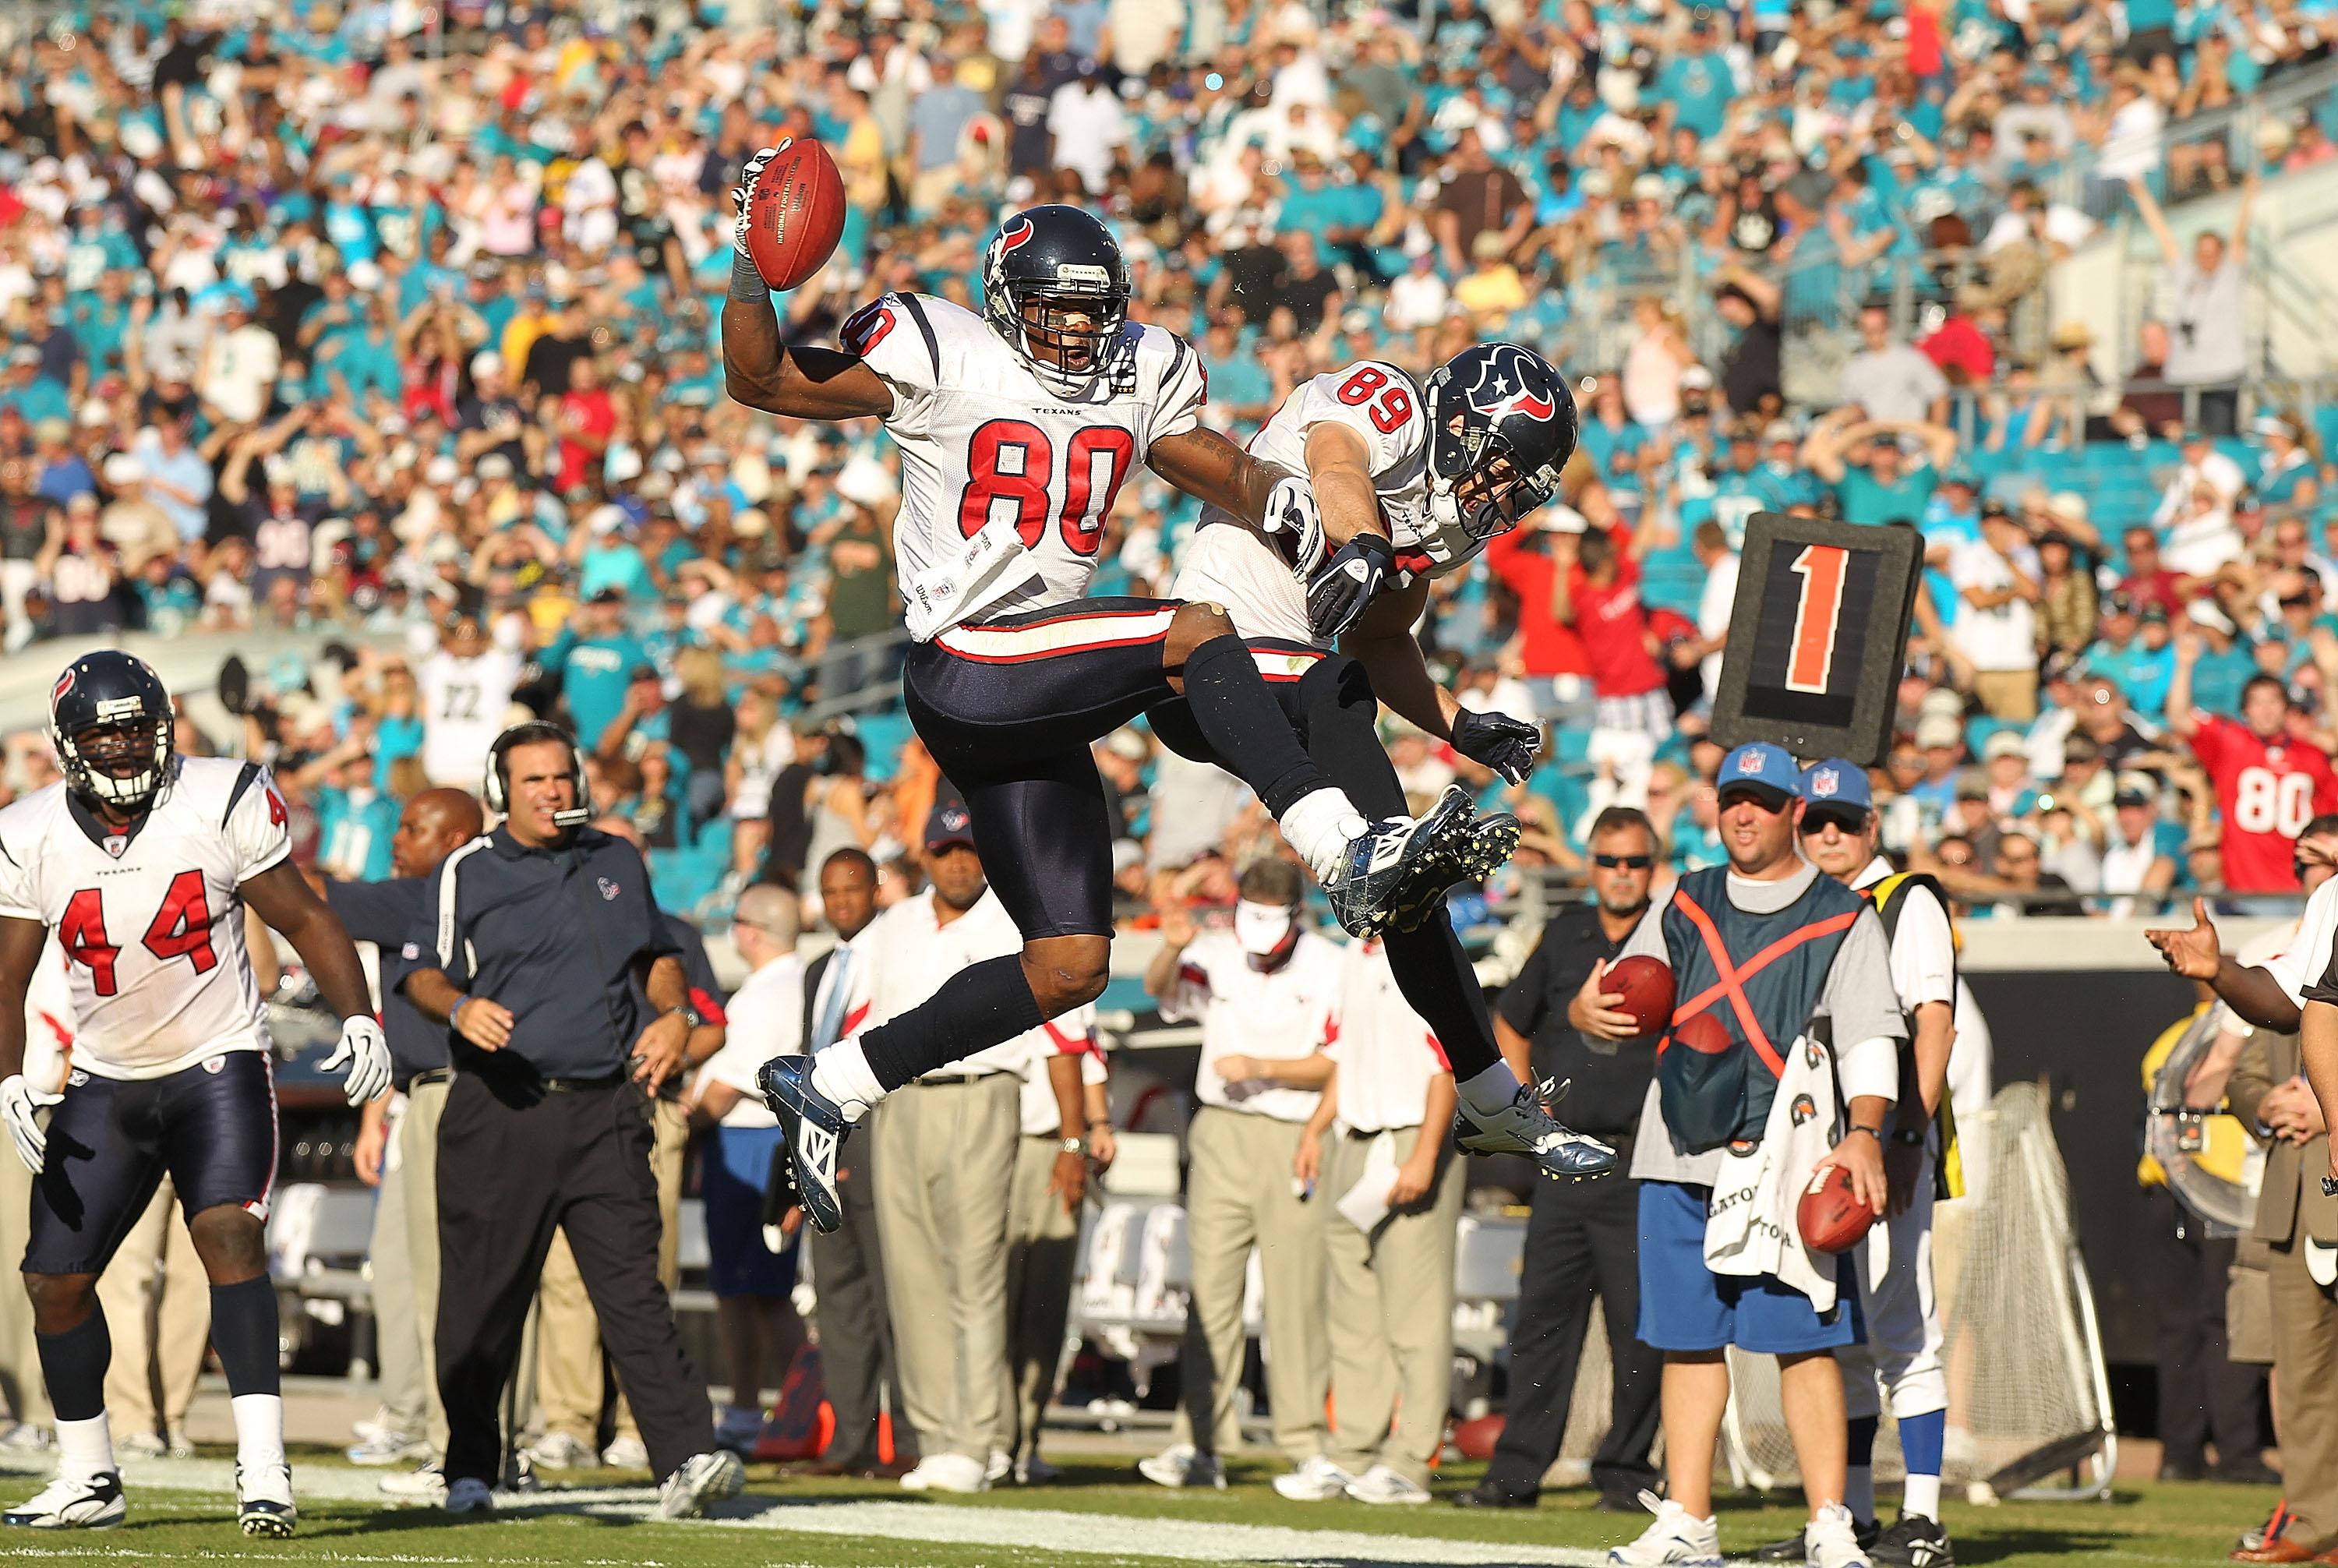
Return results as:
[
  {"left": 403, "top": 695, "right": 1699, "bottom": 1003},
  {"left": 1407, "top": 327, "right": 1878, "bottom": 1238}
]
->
[
  {"left": 0, "top": 1153, "right": 48, "bottom": 1427},
  {"left": 536, "top": 1095, "right": 686, "bottom": 1449},
  {"left": 96, "top": 1178, "right": 209, "bottom": 1443},
  {"left": 372, "top": 1097, "right": 426, "bottom": 1437},
  {"left": 402, "top": 1076, "right": 451, "bottom": 1457},
  {"left": 1171, "top": 1107, "right": 1329, "bottom": 1466},
  {"left": 998, "top": 1132, "right": 1082, "bottom": 1463},
  {"left": 1322, "top": 1126, "right": 1462, "bottom": 1486},
  {"left": 1971, "top": 668, "right": 2039, "bottom": 722},
  {"left": 2270, "top": 1238, "right": 2338, "bottom": 1552},
  {"left": 873, "top": 1074, "right": 1019, "bottom": 1463}
]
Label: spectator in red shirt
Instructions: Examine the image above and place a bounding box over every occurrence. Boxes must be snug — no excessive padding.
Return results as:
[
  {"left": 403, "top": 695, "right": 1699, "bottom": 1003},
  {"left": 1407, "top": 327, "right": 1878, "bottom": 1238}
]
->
[
  {"left": 1919, "top": 305, "right": 1995, "bottom": 386},
  {"left": 2119, "top": 527, "right": 2186, "bottom": 617},
  {"left": 1552, "top": 524, "right": 1672, "bottom": 811},
  {"left": 1485, "top": 512, "right": 1595, "bottom": 719},
  {"left": 555, "top": 355, "right": 616, "bottom": 493}
]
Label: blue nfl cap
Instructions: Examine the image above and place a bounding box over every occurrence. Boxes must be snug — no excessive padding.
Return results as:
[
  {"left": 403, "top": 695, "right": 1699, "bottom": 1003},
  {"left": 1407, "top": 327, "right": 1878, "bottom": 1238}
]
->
[
  {"left": 1715, "top": 743, "right": 1798, "bottom": 806},
  {"left": 1798, "top": 758, "right": 1874, "bottom": 812}
]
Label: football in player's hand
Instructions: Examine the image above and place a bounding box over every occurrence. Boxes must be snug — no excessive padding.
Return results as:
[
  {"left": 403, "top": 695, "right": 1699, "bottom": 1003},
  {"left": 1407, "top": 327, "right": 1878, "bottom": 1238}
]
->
[
  {"left": 1797, "top": 1164, "right": 1877, "bottom": 1255},
  {"left": 1605, "top": 955, "right": 1675, "bottom": 1037},
  {"left": 743, "top": 139, "right": 846, "bottom": 291}
]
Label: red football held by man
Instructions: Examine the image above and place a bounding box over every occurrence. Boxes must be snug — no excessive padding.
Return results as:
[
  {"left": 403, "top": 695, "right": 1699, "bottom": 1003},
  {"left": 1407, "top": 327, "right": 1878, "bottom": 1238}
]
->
[
  {"left": 1797, "top": 1164, "right": 1877, "bottom": 1254},
  {"left": 744, "top": 139, "right": 847, "bottom": 291},
  {"left": 1603, "top": 955, "right": 1675, "bottom": 1037}
]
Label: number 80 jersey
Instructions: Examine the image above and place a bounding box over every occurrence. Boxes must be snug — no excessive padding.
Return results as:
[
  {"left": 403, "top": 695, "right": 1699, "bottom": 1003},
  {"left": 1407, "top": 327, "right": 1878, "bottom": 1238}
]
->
[
  {"left": 0, "top": 757, "right": 290, "bottom": 1078},
  {"left": 842, "top": 292, "right": 1208, "bottom": 636}
]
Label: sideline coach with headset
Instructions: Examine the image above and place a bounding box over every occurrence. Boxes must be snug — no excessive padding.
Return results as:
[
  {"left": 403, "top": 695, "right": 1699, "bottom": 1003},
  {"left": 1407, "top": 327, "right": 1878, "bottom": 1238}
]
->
[{"left": 398, "top": 721, "right": 742, "bottom": 1518}]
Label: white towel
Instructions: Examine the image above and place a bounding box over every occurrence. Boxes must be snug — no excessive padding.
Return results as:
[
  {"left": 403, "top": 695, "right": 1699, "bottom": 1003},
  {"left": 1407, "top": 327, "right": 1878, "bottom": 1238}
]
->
[{"left": 1704, "top": 1031, "right": 1885, "bottom": 1313}]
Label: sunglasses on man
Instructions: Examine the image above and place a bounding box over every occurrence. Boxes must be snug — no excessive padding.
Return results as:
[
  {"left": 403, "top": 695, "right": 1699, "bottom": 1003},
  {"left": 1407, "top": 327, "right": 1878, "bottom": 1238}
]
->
[{"left": 1593, "top": 853, "right": 1654, "bottom": 870}]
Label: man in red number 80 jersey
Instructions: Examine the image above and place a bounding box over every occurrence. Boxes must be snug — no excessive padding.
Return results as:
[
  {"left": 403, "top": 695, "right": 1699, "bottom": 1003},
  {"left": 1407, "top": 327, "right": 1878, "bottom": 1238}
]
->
[
  {"left": 2167, "top": 641, "right": 2338, "bottom": 892},
  {"left": 0, "top": 652, "right": 388, "bottom": 1538},
  {"left": 724, "top": 196, "right": 1488, "bottom": 1237}
]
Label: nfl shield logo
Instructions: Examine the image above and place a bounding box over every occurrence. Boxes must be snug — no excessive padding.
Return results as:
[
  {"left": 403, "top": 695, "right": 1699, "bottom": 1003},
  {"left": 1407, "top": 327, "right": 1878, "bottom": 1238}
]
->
[{"left": 1811, "top": 768, "right": 1839, "bottom": 798}]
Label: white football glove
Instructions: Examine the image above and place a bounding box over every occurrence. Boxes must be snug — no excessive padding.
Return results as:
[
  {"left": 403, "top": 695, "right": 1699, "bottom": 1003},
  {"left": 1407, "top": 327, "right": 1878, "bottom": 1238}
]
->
[
  {"left": 0, "top": 1074, "right": 62, "bottom": 1174},
  {"left": 1263, "top": 473, "right": 1327, "bottom": 577},
  {"left": 729, "top": 142, "right": 789, "bottom": 259},
  {"left": 324, "top": 1016, "right": 393, "bottom": 1107}
]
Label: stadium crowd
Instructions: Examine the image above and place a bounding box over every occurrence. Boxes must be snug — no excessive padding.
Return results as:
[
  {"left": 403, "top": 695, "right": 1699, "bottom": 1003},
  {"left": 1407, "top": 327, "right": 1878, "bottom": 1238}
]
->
[{"left": 0, "top": 0, "right": 2333, "bottom": 1553}]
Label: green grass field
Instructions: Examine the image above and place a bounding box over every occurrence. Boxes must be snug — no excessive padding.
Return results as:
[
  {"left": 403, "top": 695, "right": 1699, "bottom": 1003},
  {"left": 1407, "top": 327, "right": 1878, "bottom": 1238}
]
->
[{"left": 0, "top": 1449, "right": 2277, "bottom": 1566}]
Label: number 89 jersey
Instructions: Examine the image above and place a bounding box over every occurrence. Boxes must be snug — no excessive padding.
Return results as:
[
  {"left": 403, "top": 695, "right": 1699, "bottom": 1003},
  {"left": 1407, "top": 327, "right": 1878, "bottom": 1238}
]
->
[
  {"left": 0, "top": 757, "right": 290, "bottom": 1078},
  {"left": 842, "top": 292, "right": 1208, "bottom": 636}
]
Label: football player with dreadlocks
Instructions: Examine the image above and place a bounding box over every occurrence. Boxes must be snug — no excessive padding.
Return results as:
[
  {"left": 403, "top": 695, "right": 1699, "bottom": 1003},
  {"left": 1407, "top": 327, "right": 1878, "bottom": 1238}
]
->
[
  {"left": 722, "top": 161, "right": 1511, "bottom": 1234},
  {"left": 1159, "top": 342, "right": 1612, "bottom": 1182},
  {"left": 0, "top": 652, "right": 390, "bottom": 1536}
]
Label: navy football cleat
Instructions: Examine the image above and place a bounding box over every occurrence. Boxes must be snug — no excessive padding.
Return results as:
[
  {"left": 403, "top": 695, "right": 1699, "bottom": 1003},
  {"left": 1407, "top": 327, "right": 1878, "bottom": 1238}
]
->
[
  {"left": 1325, "top": 785, "right": 1481, "bottom": 940},
  {"left": 1455, "top": 1077, "right": 1617, "bottom": 1181},
  {"left": 2, "top": 1470, "right": 124, "bottom": 1529},
  {"left": 758, "top": 1054, "right": 851, "bottom": 1234}
]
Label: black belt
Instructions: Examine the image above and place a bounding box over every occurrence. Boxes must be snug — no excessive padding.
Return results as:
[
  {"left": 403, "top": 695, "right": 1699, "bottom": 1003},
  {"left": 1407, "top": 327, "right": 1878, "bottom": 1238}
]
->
[
  {"left": 407, "top": 1068, "right": 453, "bottom": 1089},
  {"left": 538, "top": 1070, "right": 627, "bottom": 1093}
]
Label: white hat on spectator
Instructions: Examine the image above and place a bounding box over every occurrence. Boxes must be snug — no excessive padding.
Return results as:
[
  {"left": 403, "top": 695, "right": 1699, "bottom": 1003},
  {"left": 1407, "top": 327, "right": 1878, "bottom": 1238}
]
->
[
  {"left": 2046, "top": 493, "right": 2089, "bottom": 527},
  {"left": 1538, "top": 505, "right": 1589, "bottom": 535},
  {"left": 1916, "top": 713, "right": 1962, "bottom": 750},
  {"left": 103, "top": 453, "right": 146, "bottom": 486},
  {"left": 2187, "top": 598, "right": 2237, "bottom": 634},
  {"left": 471, "top": 350, "right": 505, "bottom": 379},
  {"left": 587, "top": 504, "right": 628, "bottom": 535},
  {"left": 1630, "top": 172, "right": 1667, "bottom": 202},
  {"left": 348, "top": 259, "right": 385, "bottom": 292},
  {"left": 1005, "top": 175, "right": 1037, "bottom": 204},
  {"left": 733, "top": 508, "right": 769, "bottom": 537},
  {"left": 606, "top": 445, "right": 645, "bottom": 482},
  {"left": 478, "top": 453, "right": 514, "bottom": 481},
  {"left": 425, "top": 455, "right": 460, "bottom": 487},
  {"left": 262, "top": 456, "right": 295, "bottom": 488},
  {"left": 404, "top": 623, "right": 440, "bottom": 659},
  {"left": 1104, "top": 728, "right": 1150, "bottom": 762},
  {"left": 120, "top": 122, "right": 164, "bottom": 161},
  {"left": 79, "top": 399, "right": 110, "bottom": 429},
  {"left": 835, "top": 453, "right": 899, "bottom": 506},
  {"left": 1763, "top": 420, "right": 1799, "bottom": 444},
  {"left": 1579, "top": 171, "right": 1613, "bottom": 198},
  {"left": 2114, "top": 771, "right": 2161, "bottom": 805},
  {"left": 1982, "top": 731, "right": 2027, "bottom": 761},
  {"left": 1919, "top": 687, "right": 1965, "bottom": 718},
  {"left": 1680, "top": 365, "right": 1715, "bottom": 391}
]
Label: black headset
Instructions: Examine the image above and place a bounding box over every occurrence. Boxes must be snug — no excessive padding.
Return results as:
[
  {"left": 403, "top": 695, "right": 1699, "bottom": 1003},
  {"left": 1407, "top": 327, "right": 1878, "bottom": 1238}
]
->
[{"left": 483, "top": 720, "right": 593, "bottom": 828}]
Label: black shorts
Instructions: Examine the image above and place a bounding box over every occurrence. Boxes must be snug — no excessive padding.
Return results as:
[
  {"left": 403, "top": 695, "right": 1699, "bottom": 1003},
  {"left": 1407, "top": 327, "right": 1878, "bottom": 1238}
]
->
[
  {"left": 26, "top": 1050, "right": 278, "bottom": 1277},
  {"left": 907, "top": 597, "right": 1183, "bottom": 941},
  {"left": 1149, "top": 641, "right": 1407, "bottom": 819}
]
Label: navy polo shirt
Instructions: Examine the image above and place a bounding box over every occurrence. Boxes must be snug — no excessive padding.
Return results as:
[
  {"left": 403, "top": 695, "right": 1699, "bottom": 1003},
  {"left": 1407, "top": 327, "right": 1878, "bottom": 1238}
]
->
[
  {"left": 324, "top": 875, "right": 444, "bottom": 1089},
  {"left": 399, "top": 825, "right": 681, "bottom": 1079}
]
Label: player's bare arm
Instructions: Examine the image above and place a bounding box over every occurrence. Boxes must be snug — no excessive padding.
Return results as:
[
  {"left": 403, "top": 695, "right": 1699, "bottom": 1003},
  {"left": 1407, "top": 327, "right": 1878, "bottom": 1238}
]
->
[
  {"left": 1146, "top": 426, "right": 1297, "bottom": 527},
  {"left": 1342, "top": 575, "right": 1453, "bottom": 736},
  {"left": 0, "top": 914, "right": 42, "bottom": 1082},
  {"left": 241, "top": 861, "right": 373, "bottom": 1025},
  {"left": 719, "top": 298, "right": 893, "bottom": 421},
  {"left": 1302, "top": 422, "right": 1388, "bottom": 546}
]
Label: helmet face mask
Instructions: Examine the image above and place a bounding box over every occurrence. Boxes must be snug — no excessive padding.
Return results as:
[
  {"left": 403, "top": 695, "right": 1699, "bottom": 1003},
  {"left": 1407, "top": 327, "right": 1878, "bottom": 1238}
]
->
[
  {"left": 980, "top": 207, "right": 1135, "bottom": 397},
  {"left": 1423, "top": 343, "right": 1578, "bottom": 556},
  {"left": 51, "top": 652, "right": 176, "bottom": 814}
]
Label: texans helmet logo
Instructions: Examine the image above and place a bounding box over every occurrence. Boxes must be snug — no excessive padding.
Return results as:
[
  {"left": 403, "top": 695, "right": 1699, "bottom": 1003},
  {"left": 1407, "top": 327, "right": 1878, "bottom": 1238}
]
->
[
  {"left": 1464, "top": 345, "right": 1556, "bottom": 423},
  {"left": 996, "top": 216, "right": 1034, "bottom": 256},
  {"left": 51, "top": 667, "right": 73, "bottom": 705},
  {"left": 598, "top": 878, "right": 621, "bottom": 901}
]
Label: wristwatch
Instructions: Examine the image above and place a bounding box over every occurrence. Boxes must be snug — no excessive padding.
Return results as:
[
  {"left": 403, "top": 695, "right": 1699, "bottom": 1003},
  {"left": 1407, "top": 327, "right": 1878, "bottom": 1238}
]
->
[
  {"left": 1059, "top": 1136, "right": 1086, "bottom": 1156},
  {"left": 666, "top": 1005, "right": 702, "bottom": 1029},
  {"left": 1891, "top": 1126, "right": 1927, "bottom": 1146}
]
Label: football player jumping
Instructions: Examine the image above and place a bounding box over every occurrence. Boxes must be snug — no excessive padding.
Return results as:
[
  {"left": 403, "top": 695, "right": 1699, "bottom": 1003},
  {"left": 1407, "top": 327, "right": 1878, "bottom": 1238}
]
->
[
  {"left": 1159, "top": 341, "right": 1613, "bottom": 1181},
  {"left": 723, "top": 175, "right": 1513, "bottom": 1232},
  {"left": 0, "top": 652, "right": 390, "bottom": 1536}
]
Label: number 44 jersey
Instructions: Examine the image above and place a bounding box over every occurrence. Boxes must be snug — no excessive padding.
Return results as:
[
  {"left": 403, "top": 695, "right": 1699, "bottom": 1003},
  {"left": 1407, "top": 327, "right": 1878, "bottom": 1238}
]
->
[
  {"left": 0, "top": 757, "right": 290, "bottom": 1078},
  {"left": 841, "top": 292, "right": 1207, "bottom": 637}
]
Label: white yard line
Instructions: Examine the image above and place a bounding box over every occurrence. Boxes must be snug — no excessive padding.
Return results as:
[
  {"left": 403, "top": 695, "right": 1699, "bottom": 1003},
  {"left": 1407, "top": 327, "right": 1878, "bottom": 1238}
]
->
[{"left": 0, "top": 1455, "right": 1629, "bottom": 1566}]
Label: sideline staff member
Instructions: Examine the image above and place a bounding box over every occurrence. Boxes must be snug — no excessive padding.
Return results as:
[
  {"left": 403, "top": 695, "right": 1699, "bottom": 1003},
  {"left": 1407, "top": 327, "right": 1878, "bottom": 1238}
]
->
[{"left": 401, "top": 722, "right": 741, "bottom": 1519}]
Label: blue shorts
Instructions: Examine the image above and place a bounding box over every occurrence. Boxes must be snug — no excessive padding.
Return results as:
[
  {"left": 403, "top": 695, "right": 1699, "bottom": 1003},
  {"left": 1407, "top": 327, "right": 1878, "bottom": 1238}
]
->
[
  {"left": 705, "top": 1124, "right": 798, "bottom": 1299},
  {"left": 1635, "top": 1178, "right": 1859, "bottom": 1355}
]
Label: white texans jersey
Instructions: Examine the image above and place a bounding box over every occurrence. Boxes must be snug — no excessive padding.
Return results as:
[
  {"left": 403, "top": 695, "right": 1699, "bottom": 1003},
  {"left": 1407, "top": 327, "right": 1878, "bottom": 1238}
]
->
[
  {"left": 0, "top": 758, "right": 288, "bottom": 1079},
  {"left": 1240, "top": 360, "right": 1483, "bottom": 581},
  {"left": 1174, "top": 360, "right": 1467, "bottom": 648},
  {"left": 842, "top": 292, "right": 1208, "bottom": 635}
]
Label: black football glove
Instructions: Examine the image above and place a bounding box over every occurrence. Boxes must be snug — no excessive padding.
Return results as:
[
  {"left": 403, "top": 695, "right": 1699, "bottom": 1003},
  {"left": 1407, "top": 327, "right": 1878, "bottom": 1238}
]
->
[
  {"left": 1305, "top": 532, "right": 1396, "bottom": 641},
  {"left": 1450, "top": 707, "right": 1542, "bottom": 784}
]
